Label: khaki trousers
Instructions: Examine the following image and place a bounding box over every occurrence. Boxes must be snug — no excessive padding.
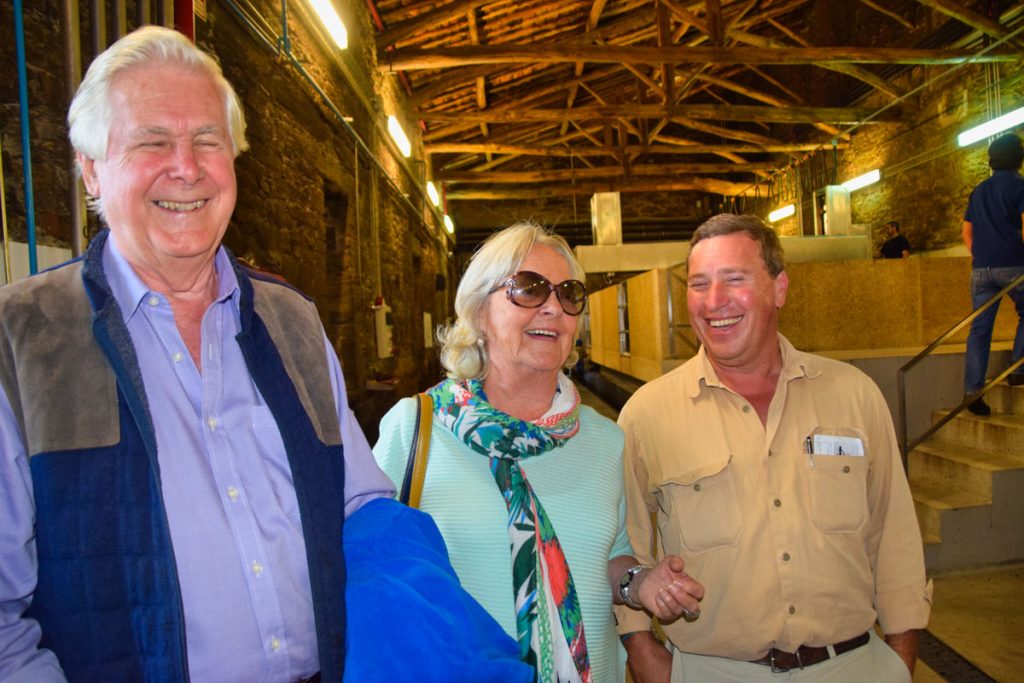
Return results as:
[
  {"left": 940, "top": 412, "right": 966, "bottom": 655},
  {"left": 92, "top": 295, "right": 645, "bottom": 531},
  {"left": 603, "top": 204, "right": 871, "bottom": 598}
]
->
[{"left": 670, "top": 630, "right": 911, "bottom": 682}]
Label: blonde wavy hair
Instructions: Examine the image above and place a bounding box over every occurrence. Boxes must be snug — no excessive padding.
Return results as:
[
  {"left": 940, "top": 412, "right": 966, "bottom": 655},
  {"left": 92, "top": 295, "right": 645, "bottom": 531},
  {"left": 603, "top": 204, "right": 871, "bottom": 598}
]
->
[{"left": 438, "top": 222, "right": 586, "bottom": 380}]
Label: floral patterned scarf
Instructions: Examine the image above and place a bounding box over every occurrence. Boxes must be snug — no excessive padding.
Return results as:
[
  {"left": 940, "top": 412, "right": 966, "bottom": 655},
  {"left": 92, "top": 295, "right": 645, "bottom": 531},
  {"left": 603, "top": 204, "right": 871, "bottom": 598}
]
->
[{"left": 427, "top": 374, "right": 592, "bottom": 683}]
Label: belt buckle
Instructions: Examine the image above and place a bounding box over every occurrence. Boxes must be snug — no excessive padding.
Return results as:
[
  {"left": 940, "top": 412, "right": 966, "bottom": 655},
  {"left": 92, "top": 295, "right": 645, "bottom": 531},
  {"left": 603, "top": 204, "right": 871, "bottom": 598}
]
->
[{"left": 768, "top": 648, "right": 803, "bottom": 673}]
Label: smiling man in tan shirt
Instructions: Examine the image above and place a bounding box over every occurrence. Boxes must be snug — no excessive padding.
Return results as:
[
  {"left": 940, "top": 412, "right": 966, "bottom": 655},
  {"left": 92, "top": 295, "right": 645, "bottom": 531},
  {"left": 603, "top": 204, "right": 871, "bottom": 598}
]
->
[{"left": 616, "top": 214, "right": 932, "bottom": 682}]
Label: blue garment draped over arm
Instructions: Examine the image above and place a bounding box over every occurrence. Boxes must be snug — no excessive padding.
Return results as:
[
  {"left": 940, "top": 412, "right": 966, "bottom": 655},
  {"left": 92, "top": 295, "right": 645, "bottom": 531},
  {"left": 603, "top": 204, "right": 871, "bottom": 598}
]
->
[{"left": 344, "top": 498, "right": 533, "bottom": 683}]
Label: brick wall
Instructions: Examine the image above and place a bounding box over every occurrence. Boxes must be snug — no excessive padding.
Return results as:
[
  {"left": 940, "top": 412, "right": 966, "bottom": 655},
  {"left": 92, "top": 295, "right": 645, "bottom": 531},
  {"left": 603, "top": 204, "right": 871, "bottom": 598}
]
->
[{"left": 0, "top": 0, "right": 453, "bottom": 440}]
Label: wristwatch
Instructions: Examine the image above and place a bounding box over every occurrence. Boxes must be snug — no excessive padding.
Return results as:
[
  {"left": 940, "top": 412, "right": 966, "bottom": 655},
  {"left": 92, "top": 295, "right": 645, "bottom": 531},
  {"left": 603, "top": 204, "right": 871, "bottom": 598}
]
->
[{"left": 618, "top": 564, "right": 649, "bottom": 610}]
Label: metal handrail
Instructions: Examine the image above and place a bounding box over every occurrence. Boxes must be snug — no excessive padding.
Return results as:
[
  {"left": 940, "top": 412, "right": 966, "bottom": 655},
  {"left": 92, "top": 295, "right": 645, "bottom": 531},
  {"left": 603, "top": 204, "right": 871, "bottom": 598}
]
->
[{"left": 897, "top": 271, "right": 1024, "bottom": 466}]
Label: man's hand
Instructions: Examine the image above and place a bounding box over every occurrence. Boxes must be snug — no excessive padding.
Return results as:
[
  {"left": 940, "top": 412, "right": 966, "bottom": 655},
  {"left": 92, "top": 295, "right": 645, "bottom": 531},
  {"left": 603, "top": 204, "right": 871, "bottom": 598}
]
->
[
  {"left": 885, "top": 629, "right": 918, "bottom": 674},
  {"left": 633, "top": 555, "right": 704, "bottom": 623},
  {"left": 623, "top": 631, "right": 671, "bottom": 683}
]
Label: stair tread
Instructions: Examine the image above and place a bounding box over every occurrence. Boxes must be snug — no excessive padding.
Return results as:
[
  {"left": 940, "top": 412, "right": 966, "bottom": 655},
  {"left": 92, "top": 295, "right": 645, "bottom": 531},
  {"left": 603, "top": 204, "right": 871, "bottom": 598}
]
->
[
  {"left": 911, "top": 439, "right": 1024, "bottom": 471},
  {"left": 911, "top": 477, "right": 990, "bottom": 510},
  {"left": 934, "top": 410, "right": 1024, "bottom": 429}
]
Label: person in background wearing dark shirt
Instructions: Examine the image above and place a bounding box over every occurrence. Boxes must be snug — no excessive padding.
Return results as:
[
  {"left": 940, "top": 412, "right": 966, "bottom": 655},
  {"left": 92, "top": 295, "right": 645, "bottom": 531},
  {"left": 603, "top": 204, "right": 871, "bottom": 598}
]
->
[
  {"left": 880, "top": 221, "right": 911, "bottom": 258},
  {"left": 962, "top": 133, "right": 1024, "bottom": 416}
]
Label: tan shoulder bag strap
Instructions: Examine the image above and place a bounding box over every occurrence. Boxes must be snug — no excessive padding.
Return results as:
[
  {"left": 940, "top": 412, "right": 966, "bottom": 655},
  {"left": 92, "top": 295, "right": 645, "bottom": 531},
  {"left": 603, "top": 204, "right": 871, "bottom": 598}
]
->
[{"left": 399, "top": 393, "right": 433, "bottom": 508}]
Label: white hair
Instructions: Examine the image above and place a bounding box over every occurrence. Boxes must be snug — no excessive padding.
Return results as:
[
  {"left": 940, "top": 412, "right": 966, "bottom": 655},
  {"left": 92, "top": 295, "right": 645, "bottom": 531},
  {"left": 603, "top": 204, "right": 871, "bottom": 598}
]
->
[
  {"left": 438, "top": 221, "right": 586, "bottom": 380},
  {"left": 68, "top": 26, "right": 248, "bottom": 216}
]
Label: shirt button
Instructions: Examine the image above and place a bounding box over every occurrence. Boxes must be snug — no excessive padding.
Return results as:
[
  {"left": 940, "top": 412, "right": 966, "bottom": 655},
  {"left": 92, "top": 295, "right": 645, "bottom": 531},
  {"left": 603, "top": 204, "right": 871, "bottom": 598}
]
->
[
  {"left": 774, "top": 499, "right": 782, "bottom": 508},
  {"left": 251, "top": 560, "right": 264, "bottom": 577},
  {"left": 270, "top": 636, "right": 281, "bottom": 652},
  {"left": 172, "top": 351, "right": 184, "bottom": 363},
  {"left": 843, "top": 465, "right": 851, "bottom": 473},
  {"left": 742, "top": 405, "right": 751, "bottom": 413},
  {"left": 693, "top": 483, "right": 701, "bottom": 492},
  {"left": 227, "top": 486, "right": 239, "bottom": 502},
  {"left": 768, "top": 449, "right": 774, "bottom": 457},
  {"left": 207, "top": 417, "right": 218, "bottom": 429},
  {"left": 782, "top": 552, "right": 791, "bottom": 561},
  {"left": 789, "top": 606, "right": 796, "bottom": 615},
  {"left": 147, "top": 296, "right": 159, "bottom": 306}
]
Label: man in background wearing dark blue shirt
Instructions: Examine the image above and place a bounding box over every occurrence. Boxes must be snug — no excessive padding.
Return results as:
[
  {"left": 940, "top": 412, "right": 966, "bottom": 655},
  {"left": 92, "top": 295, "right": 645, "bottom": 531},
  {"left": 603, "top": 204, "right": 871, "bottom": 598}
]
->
[{"left": 962, "top": 133, "right": 1024, "bottom": 415}]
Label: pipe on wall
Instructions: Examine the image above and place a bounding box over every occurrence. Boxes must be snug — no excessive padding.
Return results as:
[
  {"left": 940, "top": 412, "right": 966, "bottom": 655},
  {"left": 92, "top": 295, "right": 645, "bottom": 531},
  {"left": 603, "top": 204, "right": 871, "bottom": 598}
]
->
[
  {"left": 63, "top": 0, "right": 85, "bottom": 257},
  {"left": 13, "top": 0, "right": 38, "bottom": 274},
  {"left": 1, "top": 136, "right": 12, "bottom": 284}
]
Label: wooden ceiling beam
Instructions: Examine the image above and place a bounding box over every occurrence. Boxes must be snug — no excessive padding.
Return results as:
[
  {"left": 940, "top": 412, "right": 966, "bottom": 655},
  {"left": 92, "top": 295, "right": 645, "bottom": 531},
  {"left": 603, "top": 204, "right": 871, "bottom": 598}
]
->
[
  {"left": 706, "top": 0, "right": 724, "bottom": 45},
  {"left": 437, "top": 161, "right": 778, "bottom": 183},
  {"left": 665, "top": 117, "right": 779, "bottom": 145},
  {"left": 420, "top": 102, "right": 893, "bottom": 124},
  {"left": 911, "top": 0, "right": 1018, "bottom": 43},
  {"left": 426, "top": 141, "right": 841, "bottom": 156},
  {"left": 855, "top": 0, "right": 915, "bottom": 30},
  {"left": 376, "top": 0, "right": 491, "bottom": 49},
  {"left": 383, "top": 44, "right": 1019, "bottom": 70},
  {"left": 728, "top": 25, "right": 903, "bottom": 100},
  {"left": 445, "top": 176, "right": 762, "bottom": 199}
]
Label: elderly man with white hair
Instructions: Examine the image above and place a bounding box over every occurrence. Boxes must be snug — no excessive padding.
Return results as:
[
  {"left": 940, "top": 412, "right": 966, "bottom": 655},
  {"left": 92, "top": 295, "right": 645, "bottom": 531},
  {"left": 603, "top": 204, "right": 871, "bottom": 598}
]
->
[{"left": 0, "top": 25, "right": 423, "bottom": 683}]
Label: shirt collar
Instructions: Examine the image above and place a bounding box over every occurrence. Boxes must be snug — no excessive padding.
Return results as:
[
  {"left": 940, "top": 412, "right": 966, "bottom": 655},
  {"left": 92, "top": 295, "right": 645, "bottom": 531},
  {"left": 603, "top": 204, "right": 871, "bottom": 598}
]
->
[
  {"left": 686, "top": 333, "right": 821, "bottom": 399},
  {"left": 101, "top": 235, "right": 240, "bottom": 324}
]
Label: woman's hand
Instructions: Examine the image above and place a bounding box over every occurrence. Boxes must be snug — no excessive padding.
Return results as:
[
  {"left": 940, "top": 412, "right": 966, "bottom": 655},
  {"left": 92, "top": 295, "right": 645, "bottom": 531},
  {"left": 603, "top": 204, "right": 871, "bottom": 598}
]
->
[{"left": 632, "top": 555, "right": 704, "bottom": 623}]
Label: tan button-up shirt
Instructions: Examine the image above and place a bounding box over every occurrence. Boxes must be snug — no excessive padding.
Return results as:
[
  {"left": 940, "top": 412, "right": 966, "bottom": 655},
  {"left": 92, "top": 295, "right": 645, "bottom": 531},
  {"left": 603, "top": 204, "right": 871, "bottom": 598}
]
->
[{"left": 616, "top": 335, "right": 931, "bottom": 661}]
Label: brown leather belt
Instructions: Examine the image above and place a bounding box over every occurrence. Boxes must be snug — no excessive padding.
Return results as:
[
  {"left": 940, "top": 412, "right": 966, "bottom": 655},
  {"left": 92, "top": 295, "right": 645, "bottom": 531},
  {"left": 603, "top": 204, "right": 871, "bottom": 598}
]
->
[{"left": 750, "top": 631, "right": 871, "bottom": 672}]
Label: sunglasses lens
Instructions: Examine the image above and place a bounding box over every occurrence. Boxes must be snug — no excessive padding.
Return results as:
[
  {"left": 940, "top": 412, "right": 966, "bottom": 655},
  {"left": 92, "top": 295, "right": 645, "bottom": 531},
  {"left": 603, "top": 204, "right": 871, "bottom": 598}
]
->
[
  {"left": 508, "top": 272, "right": 550, "bottom": 307},
  {"left": 557, "top": 281, "right": 587, "bottom": 314}
]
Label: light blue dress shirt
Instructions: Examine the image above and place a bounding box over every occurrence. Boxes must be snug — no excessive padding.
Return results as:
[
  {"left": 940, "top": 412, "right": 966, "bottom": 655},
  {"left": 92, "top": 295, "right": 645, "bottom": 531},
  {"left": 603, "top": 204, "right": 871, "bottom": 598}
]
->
[{"left": 0, "top": 236, "right": 394, "bottom": 682}]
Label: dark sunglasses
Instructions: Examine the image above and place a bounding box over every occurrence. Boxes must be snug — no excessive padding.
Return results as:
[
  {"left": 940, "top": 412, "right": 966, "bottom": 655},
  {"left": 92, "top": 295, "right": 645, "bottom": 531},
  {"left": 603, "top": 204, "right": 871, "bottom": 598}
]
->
[{"left": 490, "top": 270, "right": 588, "bottom": 316}]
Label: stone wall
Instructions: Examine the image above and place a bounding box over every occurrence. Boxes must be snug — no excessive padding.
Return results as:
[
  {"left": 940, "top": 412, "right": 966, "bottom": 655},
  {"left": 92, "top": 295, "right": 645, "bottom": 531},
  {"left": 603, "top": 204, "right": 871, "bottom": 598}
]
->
[{"left": 0, "top": 1, "right": 453, "bottom": 441}]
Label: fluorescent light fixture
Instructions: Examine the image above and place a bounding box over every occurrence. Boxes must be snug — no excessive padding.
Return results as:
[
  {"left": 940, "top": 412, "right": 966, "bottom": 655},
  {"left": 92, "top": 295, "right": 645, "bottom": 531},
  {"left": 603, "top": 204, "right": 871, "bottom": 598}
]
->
[
  {"left": 387, "top": 115, "right": 411, "bottom": 158},
  {"left": 958, "top": 105, "right": 1024, "bottom": 147},
  {"left": 443, "top": 214, "right": 455, "bottom": 234},
  {"left": 841, "top": 169, "right": 880, "bottom": 192},
  {"left": 307, "top": 0, "right": 347, "bottom": 49},
  {"left": 768, "top": 204, "right": 795, "bottom": 223},
  {"left": 426, "top": 181, "right": 440, "bottom": 207}
]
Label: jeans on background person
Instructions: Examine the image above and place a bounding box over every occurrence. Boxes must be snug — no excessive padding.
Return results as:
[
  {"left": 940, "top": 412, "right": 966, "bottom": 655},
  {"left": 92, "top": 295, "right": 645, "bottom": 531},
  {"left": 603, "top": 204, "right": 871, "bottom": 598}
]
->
[{"left": 964, "top": 266, "right": 1024, "bottom": 394}]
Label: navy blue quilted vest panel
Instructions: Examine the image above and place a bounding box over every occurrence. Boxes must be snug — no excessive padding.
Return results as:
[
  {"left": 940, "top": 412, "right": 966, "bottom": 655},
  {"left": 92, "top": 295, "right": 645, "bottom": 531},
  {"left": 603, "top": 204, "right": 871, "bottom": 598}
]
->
[{"left": 27, "top": 390, "right": 186, "bottom": 683}]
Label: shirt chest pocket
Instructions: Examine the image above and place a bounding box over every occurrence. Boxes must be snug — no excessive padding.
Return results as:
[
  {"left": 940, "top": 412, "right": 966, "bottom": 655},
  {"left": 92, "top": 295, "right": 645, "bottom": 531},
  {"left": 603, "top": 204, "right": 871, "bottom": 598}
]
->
[
  {"left": 807, "top": 455, "right": 869, "bottom": 533},
  {"left": 657, "top": 456, "right": 744, "bottom": 554}
]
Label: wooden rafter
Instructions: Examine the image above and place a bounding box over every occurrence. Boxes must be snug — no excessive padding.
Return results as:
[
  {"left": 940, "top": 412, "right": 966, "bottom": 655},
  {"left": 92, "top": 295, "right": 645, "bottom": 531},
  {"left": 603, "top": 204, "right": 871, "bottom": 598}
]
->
[
  {"left": 437, "top": 161, "right": 778, "bottom": 183},
  {"left": 855, "top": 0, "right": 914, "bottom": 30},
  {"left": 706, "top": 0, "right": 724, "bottom": 45},
  {"left": 376, "top": 0, "right": 491, "bottom": 49},
  {"left": 445, "top": 176, "right": 761, "bottom": 199},
  {"left": 425, "top": 142, "right": 838, "bottom": 156},
  {"left": 911, "top": 0, "right": 1019, "bottom": 43},
  {"left": 419, "top": 103, "right": 893, "bottom": 125},
  {"left": 383, "top": 44, "right": 1019, "bottom": 71}
]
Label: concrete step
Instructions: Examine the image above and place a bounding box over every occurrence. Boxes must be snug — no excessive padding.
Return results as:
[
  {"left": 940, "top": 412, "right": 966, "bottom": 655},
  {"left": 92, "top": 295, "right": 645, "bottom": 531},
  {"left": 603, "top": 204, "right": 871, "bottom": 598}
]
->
[
  {"left": 908, "top": 440, "right": 1024, "bottom": 504},
  {"left": 930, "top": 409, "right": 1024, "bottom": 454},
  {"left": 982, "top": 381, "right": 1024, "bottom": 415},
  {"left": 911, "top": 473, "right": 991, "bottom": 543},
  {"left": 910, "top": 430, "right": 1024, "bottom": 571}
]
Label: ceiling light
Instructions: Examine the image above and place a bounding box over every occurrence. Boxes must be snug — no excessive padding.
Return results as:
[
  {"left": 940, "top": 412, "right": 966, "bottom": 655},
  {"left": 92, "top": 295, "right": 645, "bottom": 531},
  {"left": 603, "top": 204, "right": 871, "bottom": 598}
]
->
[
  {"left": 307, "top": 0, "right": 347, "bottom": 49},
  {"left": 768, "top": 204, "right": 795, "bottom": 223},
  {"left": 426, "top": 181, "right": 440, "bottom": 207},
  {"left": 443, "top": 214, "right": 454, "bottom": 234},
  {"left": 957, "top": 105, "right": 1024, "bottom": 147},
  {"left": 387, "top": 115, "right": 411, "bottom": 158},
  {"left": 841, "top": 169, "right": 880, "bottom": 192}
]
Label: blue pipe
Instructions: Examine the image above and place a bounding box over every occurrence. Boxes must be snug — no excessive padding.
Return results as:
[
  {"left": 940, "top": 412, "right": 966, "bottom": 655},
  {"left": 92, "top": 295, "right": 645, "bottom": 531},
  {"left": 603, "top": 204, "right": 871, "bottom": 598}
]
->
[{"left": 14, "top": 0, "right": 38, "bottom": 274}]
